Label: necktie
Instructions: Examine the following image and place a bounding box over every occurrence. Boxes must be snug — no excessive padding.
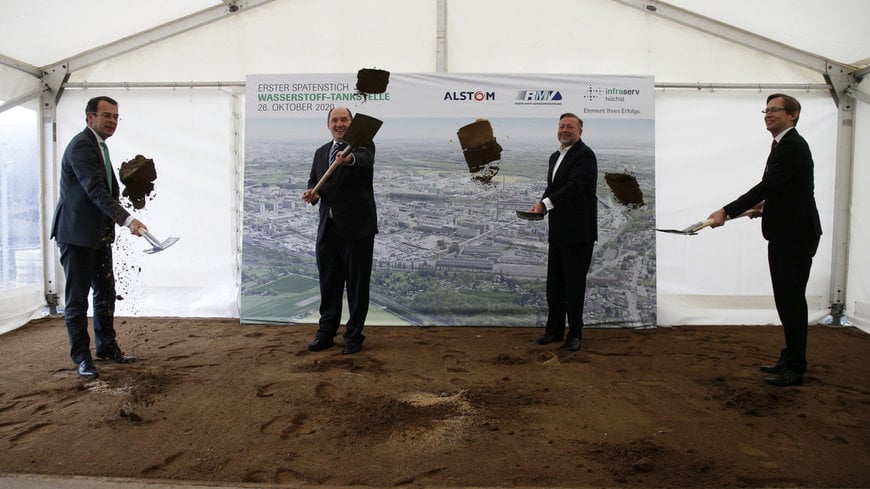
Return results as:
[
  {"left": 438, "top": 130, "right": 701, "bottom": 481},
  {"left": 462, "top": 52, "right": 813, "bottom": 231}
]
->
[
  {"left": 764, "top": 140, "right": 777, "bottom": 175},
  {"left": 100, "top": 142, "right": 113, "bottom": 192},
  {"left": 329, "top": 142, "right": 341, "bottom": 163}
]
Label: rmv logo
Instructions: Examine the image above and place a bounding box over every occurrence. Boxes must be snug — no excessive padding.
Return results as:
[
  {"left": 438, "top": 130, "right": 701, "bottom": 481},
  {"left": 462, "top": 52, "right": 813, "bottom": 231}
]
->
[{"left": 518, "top": 90, "right": 563, "bottom": 101}]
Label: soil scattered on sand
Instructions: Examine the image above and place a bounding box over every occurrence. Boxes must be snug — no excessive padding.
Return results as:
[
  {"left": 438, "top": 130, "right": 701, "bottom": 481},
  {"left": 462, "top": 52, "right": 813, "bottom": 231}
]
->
[{"left": 0, "top": 319, "right": 868, "bottom": 488}]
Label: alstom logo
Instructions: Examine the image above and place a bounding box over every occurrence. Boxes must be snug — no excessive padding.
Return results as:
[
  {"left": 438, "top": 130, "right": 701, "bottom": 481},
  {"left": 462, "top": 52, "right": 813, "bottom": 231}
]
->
[
  {"left": 517, "top": 90, "right": 563, "bottom": 101},
  {"left": 443, "top": 90, "right": 496, "bottom": 101}
]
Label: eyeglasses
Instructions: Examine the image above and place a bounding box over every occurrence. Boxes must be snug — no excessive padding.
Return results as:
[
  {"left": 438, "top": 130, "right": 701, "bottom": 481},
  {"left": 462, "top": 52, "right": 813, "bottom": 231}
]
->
[
  {"left": 761, "top": 107, "right": 786, "bottom": 114},
  {"left": 89, "top": 112, "right": 121, "bottom": 121}
]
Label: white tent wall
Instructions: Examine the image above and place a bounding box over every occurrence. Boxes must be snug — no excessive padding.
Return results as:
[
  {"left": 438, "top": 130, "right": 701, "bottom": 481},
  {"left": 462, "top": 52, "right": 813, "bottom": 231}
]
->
[
  {"left": 0, "top": 0, "right": 867, "bottom": 331},
  {"left": 655, "top": 90, "right": 836, "bottom": 325},
  {"left": 0, "top": 92, "right": 43, "bottom": 334},
  {"left": 846, "top": 76, "right": 870, "bottom": 329},
  {"left": 54, "top": 89, "right": 243, "bottom": 318}
]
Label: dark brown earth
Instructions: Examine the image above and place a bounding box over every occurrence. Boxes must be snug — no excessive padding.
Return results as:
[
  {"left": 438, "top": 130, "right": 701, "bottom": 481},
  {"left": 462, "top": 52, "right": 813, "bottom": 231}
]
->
[
  {"left": 0, "top": 317, "right": 868, "bottom": 488},
  {"left": 119, "top": 154, "right": 156, "bottom": 210}
]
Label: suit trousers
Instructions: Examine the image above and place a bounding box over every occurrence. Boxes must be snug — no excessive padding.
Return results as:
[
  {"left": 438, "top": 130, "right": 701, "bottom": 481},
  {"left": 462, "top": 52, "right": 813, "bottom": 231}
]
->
[
  {"left": 58, "top": 241, "right": 118, "bottom": 364},
  {"left": 767, "top": 238, "right": 818, "bottom": 374},
  {"left": 545, "top": 241, "right": 594, "bottom": 339},
  {"left": 315, "top": 218, "right": 375, "bottom": 344}
]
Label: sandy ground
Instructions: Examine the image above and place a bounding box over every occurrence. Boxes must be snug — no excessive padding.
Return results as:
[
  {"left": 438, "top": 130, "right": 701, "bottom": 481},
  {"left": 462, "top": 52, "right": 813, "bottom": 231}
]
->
[{"left": 0, "top": 317, "right": 868, "bottom": 488}]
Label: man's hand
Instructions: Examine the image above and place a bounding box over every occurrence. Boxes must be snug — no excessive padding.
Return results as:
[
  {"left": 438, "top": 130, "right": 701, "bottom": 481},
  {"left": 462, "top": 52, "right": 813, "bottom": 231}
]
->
[
  {"left": 334, "top": 151, "right": 353, "bottom": 166},
  {"left": 528, "top": 202, "right": 545, "bottom": 214},
  {"left": 302, "top": 188, "right": 319, "bottom": 204},
  {"left": 707, "top": 208, "right": 728, "bottom": 228},
  {"left": 128, "top": 218, "right": 147, "bottom": 236}
]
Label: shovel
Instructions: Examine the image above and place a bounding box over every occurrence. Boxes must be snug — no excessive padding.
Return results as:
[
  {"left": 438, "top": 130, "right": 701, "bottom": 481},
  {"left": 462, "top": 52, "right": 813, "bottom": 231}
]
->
[
  {"left": 656, "top": 210, "right": 753, "bottom": 236},
  {"left": 310, "top": 113, "right": 383, "bottom": 197},
  {"left": 142, "top": 230, "right": 180, "bottom": 254}
]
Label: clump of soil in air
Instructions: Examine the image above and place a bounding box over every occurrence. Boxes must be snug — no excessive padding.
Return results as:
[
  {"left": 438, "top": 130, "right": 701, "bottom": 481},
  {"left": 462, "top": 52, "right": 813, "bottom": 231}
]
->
[
  {"left": 356, "top": 68, "right": 390, "bottom": 98},
  {"left": 604, "top": 172, "right": 645, "bottom": 208},
  {"left": 457, "top": 119, "right": 502, "bottom": 185},
  {"left": 119, "top": 155, "right": 157, "bottom": 210}
]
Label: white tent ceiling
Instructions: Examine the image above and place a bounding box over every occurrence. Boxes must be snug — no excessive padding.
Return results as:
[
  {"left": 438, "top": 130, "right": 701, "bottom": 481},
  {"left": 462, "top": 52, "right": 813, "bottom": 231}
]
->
[
  {"left": 2, "top": 0, "right": 868, "bottom": 84},
  {"left": 0, "top": 0, "right": 868, "bottom": 332}
]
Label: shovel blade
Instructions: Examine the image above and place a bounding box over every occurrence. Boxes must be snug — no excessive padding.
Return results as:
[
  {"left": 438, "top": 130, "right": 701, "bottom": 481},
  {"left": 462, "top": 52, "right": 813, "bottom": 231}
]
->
[
  {"left": 142, "top": 231, "right": 180, "bottom": 254},
  {"left": 656, "top": 229, "right": 698, "bottom": 236},
  {"left": 341, "top": 113, "right": 383, "bottom": 148}
]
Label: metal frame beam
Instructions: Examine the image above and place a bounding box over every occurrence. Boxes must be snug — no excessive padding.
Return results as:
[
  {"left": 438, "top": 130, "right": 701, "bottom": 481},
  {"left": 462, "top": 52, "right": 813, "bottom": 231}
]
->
[
  {"left": 609, "top": 0, "right": 849, "bottom": 74},
  {"left": 436, "top": 0, "right": 447, "bottom": 72},
  {"left": 0, "top": 53, "right": 41, "bottom": 78},
  {"left": 39, "top": 0, "right": 276, "bottom": 97}
]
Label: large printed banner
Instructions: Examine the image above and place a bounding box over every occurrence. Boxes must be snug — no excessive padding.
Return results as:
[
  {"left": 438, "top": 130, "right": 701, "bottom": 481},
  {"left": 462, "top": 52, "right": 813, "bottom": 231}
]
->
[{"left": 242, "top": 73, "right": 655, "bottom": 327}]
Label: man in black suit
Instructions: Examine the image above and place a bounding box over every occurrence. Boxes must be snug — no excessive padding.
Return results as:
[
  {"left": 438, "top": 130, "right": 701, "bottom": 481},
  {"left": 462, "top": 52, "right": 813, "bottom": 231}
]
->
[
  {"left": 302, "top": 106, "right": 378, "bottom": 355},
  {"left": 528, "top": 113, "right": 598, "bottom": 352},
  {"left": 708, "top": 93, "right": 822, "bottom": 387},
  {"left": 51, "top": 96, "right": 148, "bottom": 378}
]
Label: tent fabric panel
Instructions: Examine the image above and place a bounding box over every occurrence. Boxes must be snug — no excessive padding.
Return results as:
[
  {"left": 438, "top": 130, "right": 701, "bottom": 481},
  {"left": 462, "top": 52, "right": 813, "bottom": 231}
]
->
[
  {"left": 446, "top": 0, "right": 824, "bottom": 83},
  {"left": 54, "top": 88, "right": 243, "bottom": 318},
  {"left": 0, "top": 65, "right": 41, "bottom": 105},
  {"left": 0, "top": 285, "right": 45, "bottom": 335},
  {"left": 845, "top": 77, "right": 870, "bottom": 329},
  {"left": 654, "top": 90, "right": 836, "bottom": 325},
  {"left": 0, "top": 0, "right": 218, "bottom": 68},
  {"left": 665, "top": 0, "right": 870, "bottom": 66},
  {"left": 68, "top": 0, "right": 438, "bottom": 83}
]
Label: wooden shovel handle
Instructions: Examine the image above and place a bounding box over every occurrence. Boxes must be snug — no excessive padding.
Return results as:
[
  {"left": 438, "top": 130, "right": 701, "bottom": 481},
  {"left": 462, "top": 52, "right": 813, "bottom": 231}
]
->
[
  {"left": 690, "top": 210, "right": 754, "bottom": 233},
  {"left": 310, "top": 146, "right": 353, "bottom": 197}
]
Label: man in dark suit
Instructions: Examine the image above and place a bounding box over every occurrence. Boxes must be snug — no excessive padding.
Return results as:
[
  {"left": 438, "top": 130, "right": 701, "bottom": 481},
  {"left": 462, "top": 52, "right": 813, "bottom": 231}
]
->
[
  {"left": 528, "top": 113, "right": 598, "bottom": 352},
  {"left": 709, "top": 93, "right": 822, "bottom": 387},
  {"left": 302, "top": 106, "right": 378, "bottom": 355},
  {"left": 51, "top": 96, "right": 148, "bottom": 378}
]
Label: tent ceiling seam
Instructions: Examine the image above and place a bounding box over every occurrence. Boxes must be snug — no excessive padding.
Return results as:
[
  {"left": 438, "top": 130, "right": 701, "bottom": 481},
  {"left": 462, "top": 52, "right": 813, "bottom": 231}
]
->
[{"left": 58, "top": 81, "right": 833, "bottom": 91}]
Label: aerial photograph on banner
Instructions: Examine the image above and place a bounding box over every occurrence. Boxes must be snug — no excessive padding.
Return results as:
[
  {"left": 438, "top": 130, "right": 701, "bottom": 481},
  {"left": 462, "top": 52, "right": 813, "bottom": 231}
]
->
[{"left": 242, "top": 73, "right": 655, "bottom": 327}]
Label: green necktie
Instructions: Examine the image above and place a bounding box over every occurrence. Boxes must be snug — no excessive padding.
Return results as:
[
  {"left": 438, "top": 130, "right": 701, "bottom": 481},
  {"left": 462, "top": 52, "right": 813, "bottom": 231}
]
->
[{"left": 100, "top": 142, "right": 113, "bottom": 192}]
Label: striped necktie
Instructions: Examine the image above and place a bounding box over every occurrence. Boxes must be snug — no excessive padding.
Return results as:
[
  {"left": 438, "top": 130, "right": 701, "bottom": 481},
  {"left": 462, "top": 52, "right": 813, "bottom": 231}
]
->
[
  {"left": 330, "top": 142, "right": 341, "bottom": 163},
  {"left": 100, "top": 142, "right": 113, "bottom": 191}
]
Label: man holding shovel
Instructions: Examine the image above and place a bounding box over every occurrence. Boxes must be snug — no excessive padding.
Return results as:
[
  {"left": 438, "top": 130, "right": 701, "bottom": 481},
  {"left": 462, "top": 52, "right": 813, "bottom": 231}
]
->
[
  {"left": 302, "top": 107, "right": 378, "bottom": 355},
  {"left": 707, "top": 93, "right": 822, "bottom": 387},
  {"left": 528, "top": 113, "right": 598, "bottom": 352},
  {"left": 51, "top": 96, "right": 148, "bottom": 378}
]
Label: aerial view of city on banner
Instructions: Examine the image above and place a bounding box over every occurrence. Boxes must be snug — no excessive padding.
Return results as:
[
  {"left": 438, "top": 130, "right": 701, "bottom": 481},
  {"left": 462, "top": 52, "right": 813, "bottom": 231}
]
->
[{"left": 242, "top": 113, "right": 655, "bottom": 327}]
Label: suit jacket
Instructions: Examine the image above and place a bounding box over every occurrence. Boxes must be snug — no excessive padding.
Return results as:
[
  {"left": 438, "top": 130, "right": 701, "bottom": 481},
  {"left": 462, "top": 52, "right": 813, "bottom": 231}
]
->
[
  {"left": 542, "top": 140, "right": 598, "bottom": 244},
  {"left": 307, "top": 141, "right": 378, "bottom": 241},
  {"left": 724, "top": 128, "right": 822, "bottom": 243},
  {"left": 51, "top": 128, "right": 130, "bottom": 248}
]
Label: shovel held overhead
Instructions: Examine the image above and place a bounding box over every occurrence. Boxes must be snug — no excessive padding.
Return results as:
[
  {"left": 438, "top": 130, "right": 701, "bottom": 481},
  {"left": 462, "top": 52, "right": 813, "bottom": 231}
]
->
[{"left": 311, "top": 113, "right": 383, "bottom": 197}]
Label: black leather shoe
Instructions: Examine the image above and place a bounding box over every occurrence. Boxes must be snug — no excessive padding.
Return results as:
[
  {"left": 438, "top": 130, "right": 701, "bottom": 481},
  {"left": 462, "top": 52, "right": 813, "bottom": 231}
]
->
[
  {"left": 759, "top": 363, "right": 784, "bottom": 374},
  {"left": 342, "top": 343, "right": 363, "bottom": 355},
  {"left": 764, "top": 370, "right": 803, "bottom": 387},
  {"left": 97, "top": 346, "right": 136, "bottom": 363},
  {"left": 77, "top": 360, "right": 99, "bottom": 378},
  {"left": 560, "top": 337, "right": 581, "bottom": 352},
  {"left": 306, "top": 338, "right": 334, "bottom": 352},
  {"left": 537, "top": 334, "right": 563, "bottom": 345}
]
